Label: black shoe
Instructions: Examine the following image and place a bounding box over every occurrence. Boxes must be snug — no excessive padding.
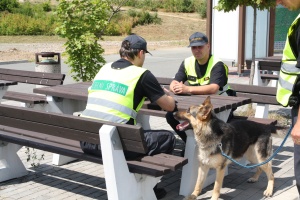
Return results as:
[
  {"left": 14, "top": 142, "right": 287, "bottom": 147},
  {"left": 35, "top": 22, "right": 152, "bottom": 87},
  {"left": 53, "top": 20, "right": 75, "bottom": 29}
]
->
[{"left": 154, "top": 187, "right": 167, "bottom": 199}]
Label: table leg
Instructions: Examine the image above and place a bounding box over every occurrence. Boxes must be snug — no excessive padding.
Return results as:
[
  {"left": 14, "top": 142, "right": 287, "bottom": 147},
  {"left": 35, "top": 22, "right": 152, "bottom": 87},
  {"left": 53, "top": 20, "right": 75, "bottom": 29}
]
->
[{"left": 0, "top": 86, "right": 8, "bottom": 99}]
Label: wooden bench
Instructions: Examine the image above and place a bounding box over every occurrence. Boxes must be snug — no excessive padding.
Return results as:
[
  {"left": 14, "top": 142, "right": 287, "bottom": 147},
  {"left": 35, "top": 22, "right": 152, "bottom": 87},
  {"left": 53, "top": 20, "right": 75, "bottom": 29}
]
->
[
  {"left": 0, "top": 68, "right": 65, "bottom": 107},
  {"left": 253, "top": 59, "right": 281, "bottom": 87},
  {"left": 230, "top": 83, "right": 280, "bottom": 123},
  {"left": 0, "top": 104, "right": 187, "bottom": 199}
]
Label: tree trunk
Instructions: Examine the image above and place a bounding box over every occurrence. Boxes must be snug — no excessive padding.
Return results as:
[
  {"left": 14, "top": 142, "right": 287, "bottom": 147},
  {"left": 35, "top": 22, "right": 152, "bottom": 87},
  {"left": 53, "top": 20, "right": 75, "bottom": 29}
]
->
[{"left": 249, "top": 5, "right": 257, "bottom": 85}]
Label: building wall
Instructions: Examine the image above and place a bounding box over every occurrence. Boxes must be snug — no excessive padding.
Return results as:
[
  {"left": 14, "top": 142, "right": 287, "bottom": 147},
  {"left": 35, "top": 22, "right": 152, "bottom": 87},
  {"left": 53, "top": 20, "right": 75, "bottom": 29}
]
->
[{"left": 274, "top": 5, "right": 299, "bottom": 53}]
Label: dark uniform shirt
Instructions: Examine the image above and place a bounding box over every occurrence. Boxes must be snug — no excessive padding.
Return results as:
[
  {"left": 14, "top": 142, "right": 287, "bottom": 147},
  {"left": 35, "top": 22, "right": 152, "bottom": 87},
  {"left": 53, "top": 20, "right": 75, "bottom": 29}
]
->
[
  {"left": 111, "top": 58, "right": 165, "bottom": 124},
  {"left": 174, "top": 55, "right": 228, "bottom": 91}
]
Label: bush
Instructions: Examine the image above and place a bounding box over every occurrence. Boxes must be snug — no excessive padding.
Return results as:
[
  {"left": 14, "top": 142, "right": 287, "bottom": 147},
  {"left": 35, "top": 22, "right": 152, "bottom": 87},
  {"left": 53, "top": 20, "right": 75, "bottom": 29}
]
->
[
  {"left": 104, "top": 10, "right": 161, "bottom": 36},
  {"left": 0, "top": 0, "right": 19, "bottom": 12},
  {"left": 0, "top": 12, "right": 56, "bottom": 35},
  {"left": 125, "top": 0, "right": 199, "bottom": 12},
  {"left": 196, "top": 0, "right": 207, "bottom": 18}
]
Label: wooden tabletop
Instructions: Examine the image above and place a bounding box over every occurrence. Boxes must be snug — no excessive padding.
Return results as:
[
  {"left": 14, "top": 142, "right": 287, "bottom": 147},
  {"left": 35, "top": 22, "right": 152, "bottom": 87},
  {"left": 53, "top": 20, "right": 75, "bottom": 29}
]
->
[
  {"left": 0, "top": 80, "right": 18, "bottom": 87},
  {"left": 33, "top": 82, "right": 251, "bottom": 115}
]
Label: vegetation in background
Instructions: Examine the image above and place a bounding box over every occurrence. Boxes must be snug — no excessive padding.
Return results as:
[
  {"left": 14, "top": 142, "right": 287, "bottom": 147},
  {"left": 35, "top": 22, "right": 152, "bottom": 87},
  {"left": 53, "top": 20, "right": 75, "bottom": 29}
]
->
[
  {"left": 105, "top": 9, "right": 162, "bottom": 36},
  {"left": 0, "top": 0, "right": 204, "bottom": 82},
  {"left": 0, "top": 1, "right": 56, "bottom": 35},
  {"left": 0, "top": 0, "right": 19, "bottom": 12},
  {"left": 124, "top": 0, "right": 207, "bottom": 17}
]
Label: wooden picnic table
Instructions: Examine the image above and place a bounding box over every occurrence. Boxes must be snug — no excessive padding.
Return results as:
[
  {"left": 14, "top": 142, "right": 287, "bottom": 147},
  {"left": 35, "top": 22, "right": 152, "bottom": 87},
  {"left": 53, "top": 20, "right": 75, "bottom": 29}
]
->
[{"left": 33, "top": 81, "right": 251, "bottom": 196}]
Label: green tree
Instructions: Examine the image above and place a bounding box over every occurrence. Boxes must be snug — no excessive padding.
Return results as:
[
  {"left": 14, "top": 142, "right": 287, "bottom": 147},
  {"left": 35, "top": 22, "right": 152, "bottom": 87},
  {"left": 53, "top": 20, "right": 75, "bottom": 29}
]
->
[
  {"left": 55, "top": 0, "right": 110, "bottom": 82},
  {"left": 55, "top": 0, "right": 130, "bottom": 82},
  {"left": 0, "top": 0, "right": 19, "bottom": 12},
  {"left": 215, "top": 0, "right": 276, "bottom": 85}
]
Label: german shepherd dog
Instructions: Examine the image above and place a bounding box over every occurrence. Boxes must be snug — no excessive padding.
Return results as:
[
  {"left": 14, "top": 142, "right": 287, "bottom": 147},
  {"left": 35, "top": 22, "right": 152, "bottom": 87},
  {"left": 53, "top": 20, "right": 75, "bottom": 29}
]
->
[{"left": 175, "top": 96, "right": 276, "bottom": 200}]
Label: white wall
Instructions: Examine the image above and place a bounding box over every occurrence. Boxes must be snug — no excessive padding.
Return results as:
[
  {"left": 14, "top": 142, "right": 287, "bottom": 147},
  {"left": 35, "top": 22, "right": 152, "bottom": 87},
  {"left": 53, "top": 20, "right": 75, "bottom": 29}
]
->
[
  {"left": 211, "top": 0, "right": 239, "bottom": 65},
  {"left": 245, "top": 7, "right": 269, "bottom": 60},
  {"left": 211, "top": 0, "right": 269, "bottom": 66}
]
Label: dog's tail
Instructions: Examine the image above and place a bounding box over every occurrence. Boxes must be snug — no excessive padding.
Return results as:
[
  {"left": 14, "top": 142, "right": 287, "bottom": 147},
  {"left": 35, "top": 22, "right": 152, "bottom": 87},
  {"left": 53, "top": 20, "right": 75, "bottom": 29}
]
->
[{"left": 271, "top": 125, "right": 290, "bottom": 138}]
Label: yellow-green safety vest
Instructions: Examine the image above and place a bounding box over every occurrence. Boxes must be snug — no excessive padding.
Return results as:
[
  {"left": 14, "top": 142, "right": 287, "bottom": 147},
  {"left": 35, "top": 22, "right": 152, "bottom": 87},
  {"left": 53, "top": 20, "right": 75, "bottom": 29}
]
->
[
  {"left": 276, "top": 13, "right": 300, "bottom": 107},
  {"left": 81, "top": 63, "right": 147, "bottom": 124},
  {"left": 184, "top": 55, "right": 230, "bottom": 95}
]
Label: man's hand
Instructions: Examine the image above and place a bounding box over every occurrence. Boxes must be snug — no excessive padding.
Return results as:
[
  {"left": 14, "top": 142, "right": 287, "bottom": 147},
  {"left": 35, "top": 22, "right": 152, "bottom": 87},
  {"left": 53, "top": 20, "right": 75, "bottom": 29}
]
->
[
  {"left": 172, "top": 81, "right": 189, "bottom": 94},
  {"left": 292, "top": 121, "right": 300, "bottom": 145}
]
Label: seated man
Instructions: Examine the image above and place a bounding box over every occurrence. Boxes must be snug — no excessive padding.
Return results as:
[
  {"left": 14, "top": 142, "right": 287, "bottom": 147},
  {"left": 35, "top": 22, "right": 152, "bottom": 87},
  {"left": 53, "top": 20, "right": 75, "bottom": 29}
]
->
[
  {"left": 80, "top": 34, "right": 177, "bottom": 199},
  {"left": 166, "top": 32, "right": 234, "bottom": 148}
]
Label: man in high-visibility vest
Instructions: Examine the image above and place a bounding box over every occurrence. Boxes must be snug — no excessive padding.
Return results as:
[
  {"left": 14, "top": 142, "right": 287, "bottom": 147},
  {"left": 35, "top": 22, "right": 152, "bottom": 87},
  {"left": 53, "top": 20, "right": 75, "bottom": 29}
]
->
[
  {"left": 80, "top": 34, "right": 177, "bottom": 199},
  {"left": 276, "top": 0, "right": 300, "bottom": 196},
  {"left": 166, "top": 32, "right": 234, "bottom": 149}
]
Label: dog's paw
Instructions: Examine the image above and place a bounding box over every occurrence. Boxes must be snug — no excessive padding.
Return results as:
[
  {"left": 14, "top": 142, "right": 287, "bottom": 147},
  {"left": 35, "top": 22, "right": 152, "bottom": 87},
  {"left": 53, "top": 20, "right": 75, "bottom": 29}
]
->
[
  {"left": 247, "top": 177, "right": 258, "bottom": 183},
  {"left": 182, "top": 194, "right": 197, "bottom": 200},
  {"left": 263, "top": 188, "right": 273, "bottom": 197}
]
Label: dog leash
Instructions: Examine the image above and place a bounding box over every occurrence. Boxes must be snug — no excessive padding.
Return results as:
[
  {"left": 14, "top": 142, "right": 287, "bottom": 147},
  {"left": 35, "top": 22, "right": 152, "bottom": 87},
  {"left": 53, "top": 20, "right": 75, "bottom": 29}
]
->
[{"left": 218, "top": 126, "right": 292, "bottom": 169}]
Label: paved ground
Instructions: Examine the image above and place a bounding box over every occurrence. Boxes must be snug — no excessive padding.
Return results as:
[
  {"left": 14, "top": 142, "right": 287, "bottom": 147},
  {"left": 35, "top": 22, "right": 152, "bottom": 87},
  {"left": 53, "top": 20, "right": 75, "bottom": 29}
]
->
[{"left": 0, "top": 55, "right": 298, "bottom": 200}]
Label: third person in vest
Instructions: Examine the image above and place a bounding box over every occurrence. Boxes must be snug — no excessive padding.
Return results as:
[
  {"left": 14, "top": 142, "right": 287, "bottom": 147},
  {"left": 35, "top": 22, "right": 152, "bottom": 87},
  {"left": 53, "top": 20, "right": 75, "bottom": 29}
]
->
[
  {"left": 276, "top": 0, "right": 300, "bottom": 197},
  {"left": 166, "top": 32, "right": 234, "bottom": 155}
]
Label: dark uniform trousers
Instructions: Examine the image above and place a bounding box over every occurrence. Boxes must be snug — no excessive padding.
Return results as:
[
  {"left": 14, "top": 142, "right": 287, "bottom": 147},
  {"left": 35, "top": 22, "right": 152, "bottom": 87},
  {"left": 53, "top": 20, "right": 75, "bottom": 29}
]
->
[{"left": 80, "top": 129, "right": 176, "bottom": 160}]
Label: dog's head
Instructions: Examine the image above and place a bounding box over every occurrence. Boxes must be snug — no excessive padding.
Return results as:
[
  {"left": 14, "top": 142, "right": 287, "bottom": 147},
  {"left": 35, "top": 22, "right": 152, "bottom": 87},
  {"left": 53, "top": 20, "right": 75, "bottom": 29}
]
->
[{"left": 174, "top": 96, "right": 213, "bottom": 131}]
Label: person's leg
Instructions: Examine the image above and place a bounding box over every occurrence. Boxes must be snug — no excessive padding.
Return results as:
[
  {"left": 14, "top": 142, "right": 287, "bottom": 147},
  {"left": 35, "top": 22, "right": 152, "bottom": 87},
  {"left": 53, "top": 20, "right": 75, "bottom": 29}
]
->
[
  {"left": 143, "top": 129, "right": 176, "bottom": 156},
  {"left": 80, "top": 141, "right": 102, "bottom": 157},
  {"left": 292, "top": 106, "right": 300, "bottom": 195},
  {"left": 165, "top": 111, "right": 187, "bottom": 143}
]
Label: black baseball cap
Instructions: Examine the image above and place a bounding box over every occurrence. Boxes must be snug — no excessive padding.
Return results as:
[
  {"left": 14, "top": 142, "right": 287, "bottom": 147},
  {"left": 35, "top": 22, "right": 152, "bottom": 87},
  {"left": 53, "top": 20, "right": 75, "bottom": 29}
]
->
[
  {"left": 188, "top": 32, "right": 208, "bottom": 47},
  {"left": 123, "top": 34, "right": 152, "bottom": 55}
]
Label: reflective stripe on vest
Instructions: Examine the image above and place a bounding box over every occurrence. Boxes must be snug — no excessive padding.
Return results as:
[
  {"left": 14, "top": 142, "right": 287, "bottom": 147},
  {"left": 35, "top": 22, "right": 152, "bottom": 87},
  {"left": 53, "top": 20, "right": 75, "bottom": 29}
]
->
[
  {"left": 81, "top": 63, "right": 147, "bottom": 124},
  {"left": 276, "top": 13, "right": 300, "bottom": 107},
  {"left": 184, "top": 55, "right": 230, "bottom": 95}
]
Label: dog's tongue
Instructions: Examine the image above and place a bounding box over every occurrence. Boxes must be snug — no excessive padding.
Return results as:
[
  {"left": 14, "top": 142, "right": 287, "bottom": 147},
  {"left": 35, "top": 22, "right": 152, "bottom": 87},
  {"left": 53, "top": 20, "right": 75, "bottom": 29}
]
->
[{"left": 176, "top": 121, "right": 190, "bottom": 131}]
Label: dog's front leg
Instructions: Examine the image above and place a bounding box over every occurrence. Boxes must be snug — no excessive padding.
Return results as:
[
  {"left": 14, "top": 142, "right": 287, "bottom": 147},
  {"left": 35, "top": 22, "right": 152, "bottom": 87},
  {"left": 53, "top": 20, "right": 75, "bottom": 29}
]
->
[
  {"left": 184, "top": 163, "right": 209, "bottom": 200},
  {"left": 211, "top": 166, "right": 226, "bottom": 200}
]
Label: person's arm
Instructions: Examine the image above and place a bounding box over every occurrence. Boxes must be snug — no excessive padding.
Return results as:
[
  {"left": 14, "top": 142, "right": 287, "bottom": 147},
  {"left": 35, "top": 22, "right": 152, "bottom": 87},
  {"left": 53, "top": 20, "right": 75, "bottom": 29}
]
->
[
  {"left": 140, "top": 71, "right": 176, "bottom": 111},
  {"left": 172, "top": 81, "right": 219, "bottom": 95},
  {"left": 292, "top": 107, "right": 300, "bottom": 143},
  {"left": 155, "top": 93, "right": 176, "bottom": 111},
  {"left": 170, "top": 61, "right": 187, "bottom": 93}
]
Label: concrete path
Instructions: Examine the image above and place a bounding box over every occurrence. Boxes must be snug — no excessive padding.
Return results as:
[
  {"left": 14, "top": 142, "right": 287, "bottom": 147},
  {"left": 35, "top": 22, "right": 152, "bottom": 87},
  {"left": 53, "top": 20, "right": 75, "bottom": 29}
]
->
[{"left": 0, "top": 50, "right": 298, "bottom": 200}]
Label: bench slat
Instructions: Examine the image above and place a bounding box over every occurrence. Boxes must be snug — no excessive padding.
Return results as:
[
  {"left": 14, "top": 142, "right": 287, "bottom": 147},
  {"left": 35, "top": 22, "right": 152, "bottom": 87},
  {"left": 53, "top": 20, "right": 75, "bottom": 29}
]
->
[
  {"left": 127, "top": 160, "right": 171, "bottom": 177},
  {"left": 0, "top": 68, "right": 65, "bottom": 80},
  {"left": 235, "top": 92, "right": 279, "bottom": 105},
  {"left": 0, "top": 74, "right": 63, "bottom": 86},
  {"left": 258, "top": 60, "right": 281, "bottom": 71},
  {"left": 141, "top": 153, "right": 188, "bottom": 171},
  {"left": 230, "top": 83, "right": 277, "bottom": 96},
  {"left": 3, "top": 91, "right": 47, "bottom": 104},
  {"left": 261, "top": 74, "right": 279, "bottom": 80},
  {"left": 230, "top": 116, "right": 277, "bottom": 125}
]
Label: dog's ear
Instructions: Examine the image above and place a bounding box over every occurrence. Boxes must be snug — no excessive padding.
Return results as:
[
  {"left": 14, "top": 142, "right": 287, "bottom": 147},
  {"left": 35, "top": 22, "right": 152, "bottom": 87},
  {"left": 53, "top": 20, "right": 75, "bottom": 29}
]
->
[
  {"left": 203, "top": 96, "right": 212, "bottom": 106},
  {"left": 199, "top": 96, "right": 213, "bottom": 120}
]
